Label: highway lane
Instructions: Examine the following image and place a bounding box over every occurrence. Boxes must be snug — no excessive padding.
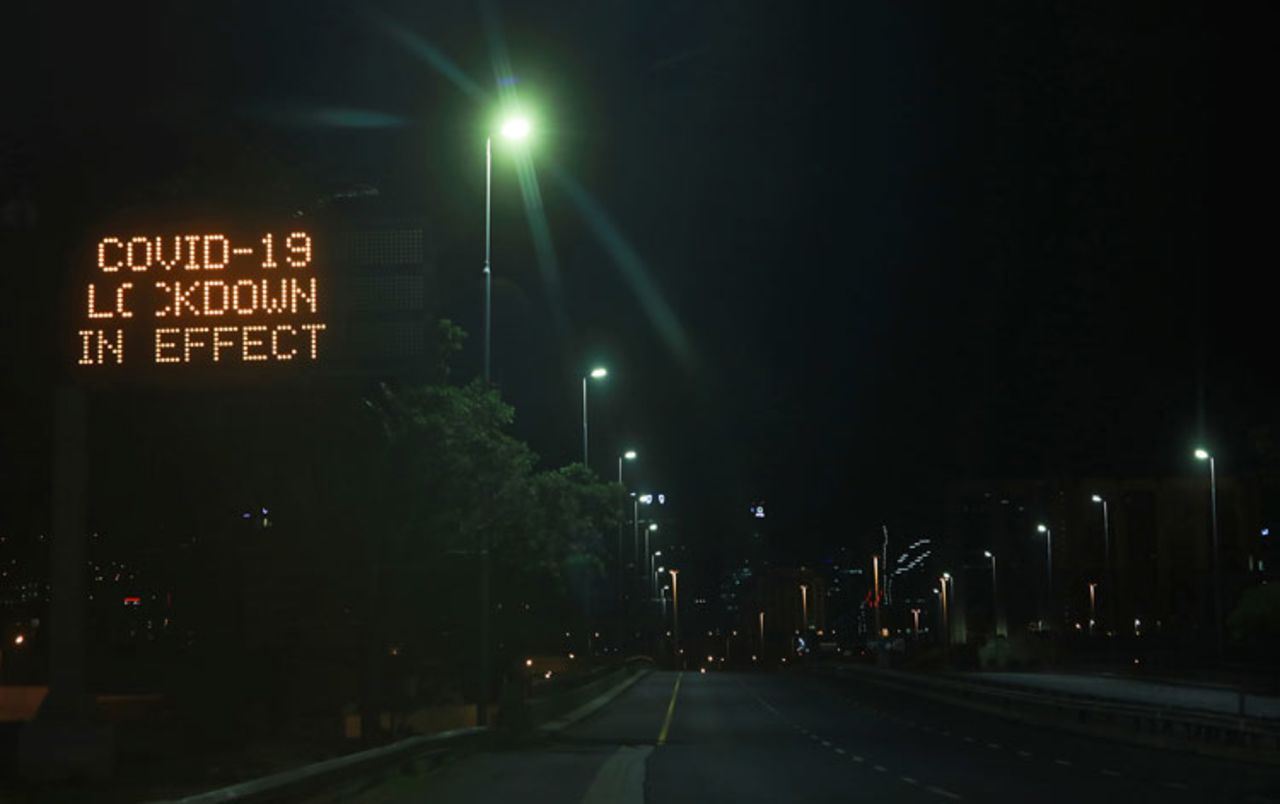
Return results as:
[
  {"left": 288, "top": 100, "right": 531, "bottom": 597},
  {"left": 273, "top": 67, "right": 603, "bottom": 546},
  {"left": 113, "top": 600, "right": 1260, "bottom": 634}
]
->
[{"left": 349, "top": 667, "right": 1280, "bottom": 803}]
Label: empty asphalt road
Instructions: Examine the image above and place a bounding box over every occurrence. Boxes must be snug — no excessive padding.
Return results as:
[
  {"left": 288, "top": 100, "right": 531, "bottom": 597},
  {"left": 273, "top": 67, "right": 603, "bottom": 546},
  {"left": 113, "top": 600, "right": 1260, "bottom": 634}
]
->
[{"left": 350, "top": 667, "right": 1280, "bottom": 803}]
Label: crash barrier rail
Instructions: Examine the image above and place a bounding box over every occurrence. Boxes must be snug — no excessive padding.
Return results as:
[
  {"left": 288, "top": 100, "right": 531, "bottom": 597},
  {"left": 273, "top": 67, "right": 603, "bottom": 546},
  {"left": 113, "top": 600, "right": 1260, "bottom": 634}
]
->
[
  {"left": 1090, "top": 672, "right": 1259, "bottom": 717},
  {"left": 527, "top": 656, "right": 653, "bottom": 727},
  {"left": 157, "top": 725, "right": 487, "bottom": 803},
  {"left": 161, "top": 658, "right": 651, "bottom": 803},
  {"left": 820, "top": 664, "right": 1280, "bottom": 764}
]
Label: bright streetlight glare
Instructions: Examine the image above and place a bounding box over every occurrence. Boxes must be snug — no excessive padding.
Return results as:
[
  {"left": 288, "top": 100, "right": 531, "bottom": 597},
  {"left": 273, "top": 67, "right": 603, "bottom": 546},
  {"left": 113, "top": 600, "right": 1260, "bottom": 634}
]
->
[
  {"left": 983, "top": 550, "right": 993, "bottom": 558},
  {"left": 1194, "top": 448, "right": 1210, "bottom": 460},
  {"left": 624, "top": 450, "right": 637, "bottom": 460},
  {"left": 500, "top": 116, "right": 531, "bottom": 141},
  {"left": 942, "top": 572, "right": 951, "bottom": 580},
  {"left": 590, "top": 367, "right": 608, "bottom": 379},
  {"left": 1037, "top": 524, "right": 1048, "bottom": 533},
  {"left": 1091, "top": 494, "right": 1103, "bottom": 503},
  {"left": 649, "top": 523, "right": 659, "bottom": 531}
]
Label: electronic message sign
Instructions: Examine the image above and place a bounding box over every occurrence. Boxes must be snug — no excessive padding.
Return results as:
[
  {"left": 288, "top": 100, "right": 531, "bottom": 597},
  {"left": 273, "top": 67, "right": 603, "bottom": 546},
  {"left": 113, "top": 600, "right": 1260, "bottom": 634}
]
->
[{"left": 76, "top": 231, "right": 326, "bottom": 367}]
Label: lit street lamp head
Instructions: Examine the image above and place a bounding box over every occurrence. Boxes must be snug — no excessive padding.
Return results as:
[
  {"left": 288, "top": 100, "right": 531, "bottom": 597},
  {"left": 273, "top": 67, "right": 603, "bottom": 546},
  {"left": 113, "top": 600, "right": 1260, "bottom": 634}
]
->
[
  {"left": 500, "top": 116, "right": 531, "bottom": 141},
  {"left": 1037, "top": 524, "right": 1047, "bottom": 533},
  {"left": 983, "top": 550, "right": 993, "bottom": 558},
  {"left": 1091, "top": 494, "right": 1103, "bottom": 503},
  {"left": 589, "top": 367, "right": 608, "bottom": 379},
  {"left": 1194, "top": 448, "right": 1211, "bottom": 460},
  {"left": 649, "top": 523, "right": 659, "bottom": 531},
  {"left": 624, "top": 450, "right": 637, "bottom": 460}
]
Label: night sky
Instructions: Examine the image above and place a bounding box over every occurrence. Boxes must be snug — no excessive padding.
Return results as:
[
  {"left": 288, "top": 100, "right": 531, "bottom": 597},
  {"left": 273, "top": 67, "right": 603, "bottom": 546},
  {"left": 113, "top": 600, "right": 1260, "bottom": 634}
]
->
[{"left": 3, "top": 2, "right": 1272, "bottom": 571}]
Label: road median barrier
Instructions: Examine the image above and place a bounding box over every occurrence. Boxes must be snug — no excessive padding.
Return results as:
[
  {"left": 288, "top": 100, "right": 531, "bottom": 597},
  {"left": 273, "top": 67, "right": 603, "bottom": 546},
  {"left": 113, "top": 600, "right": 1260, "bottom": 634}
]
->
[{"left": 816, "top": 663, "right": 1280, "bottom": 765}]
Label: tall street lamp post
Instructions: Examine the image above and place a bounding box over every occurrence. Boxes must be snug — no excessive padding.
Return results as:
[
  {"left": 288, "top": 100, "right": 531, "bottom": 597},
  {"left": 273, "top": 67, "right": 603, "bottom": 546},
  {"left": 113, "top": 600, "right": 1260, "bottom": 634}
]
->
[
  {"left": 483, "top": 115, "right": 531, "bottom": 384},
  {"left": 984, "top": 550, "right": 1002, "bottom": 637},
  {"left": 1195, "top": 448, "right": 1224, "bottom": 657},
  {"left": 645, "top": 524, "right": 658, "bottom": 590},
  {"left": 581, "top": 367, "right": 607, "bottom": 468},
  {"left": 478, "top": 118, "right": 530, "bottom": 726},
  {"left": 669, "top": 569, "right": 681, "bottom": 663},
  {"left": 634, "top": 494, "right": 652, "bottom": 568},
  {"left": 618, "top": 450, "right": 637, "bottom": 484},
  {"left": 799, "top": 583, "right": 809, "bottom": 631},
  {"left": 616, "top": 451, "right": 636, "bottom": 609},
  {"left": 1088, "top": 581, "right": 1097, "bottom": 633},
  {"left": 1091, "top": 495, "right": 1112, "bottom": 633},
  {"left": 1036, "top": 524, "right": 1053, "bottom": 629},
  {"left": 872, "top": 555, "right": 881, "bottom": 638},
  {"left": 939, "top": 573, "right": 952, "bottom": 647}
]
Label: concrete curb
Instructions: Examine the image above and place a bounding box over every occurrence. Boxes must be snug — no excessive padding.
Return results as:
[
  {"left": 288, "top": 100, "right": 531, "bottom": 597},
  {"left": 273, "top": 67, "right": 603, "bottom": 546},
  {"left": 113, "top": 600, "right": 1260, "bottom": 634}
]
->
[{"left": 539, "top": 667, "right": 652, "bottom": 733}]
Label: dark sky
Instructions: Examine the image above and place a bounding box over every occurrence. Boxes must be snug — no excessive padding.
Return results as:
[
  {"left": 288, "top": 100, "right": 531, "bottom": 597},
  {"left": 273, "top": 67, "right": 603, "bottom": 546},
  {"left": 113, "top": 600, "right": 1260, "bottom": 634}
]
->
[{"left": 3, "top": 2, "right": 1272, "bottom": 569}]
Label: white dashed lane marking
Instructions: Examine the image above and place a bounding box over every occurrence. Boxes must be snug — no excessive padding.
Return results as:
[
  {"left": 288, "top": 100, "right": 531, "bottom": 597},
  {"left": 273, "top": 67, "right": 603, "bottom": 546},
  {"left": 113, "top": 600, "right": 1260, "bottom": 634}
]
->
[
  {"left": 1054, "top": 759, "right": 1072, "bottom": 767},
  {"left": 1100, "top": 769, "right": 1122, "bottom": 778},
  {"left": 928, "top": 786, "right": 963, "bottom": 800}
]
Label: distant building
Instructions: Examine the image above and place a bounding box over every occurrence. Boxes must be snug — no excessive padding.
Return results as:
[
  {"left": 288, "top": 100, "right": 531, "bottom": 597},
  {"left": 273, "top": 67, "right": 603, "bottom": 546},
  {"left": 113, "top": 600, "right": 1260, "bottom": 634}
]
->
[{"left": 942, "top": 474, "right": 1263, "bottom": 643}]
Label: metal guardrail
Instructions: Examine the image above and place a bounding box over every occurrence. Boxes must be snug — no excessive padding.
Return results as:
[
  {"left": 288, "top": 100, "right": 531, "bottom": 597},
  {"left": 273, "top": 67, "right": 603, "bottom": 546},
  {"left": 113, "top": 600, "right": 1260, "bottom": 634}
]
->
[
  {"left": 160, "top": 658, "right": 652, "bottom": 803},
  {"left": 822, "top": 664, "right": 1280, "bottom": 762},
  {"left": 158, "top": 726, "right": 487, "bottom": 803}
]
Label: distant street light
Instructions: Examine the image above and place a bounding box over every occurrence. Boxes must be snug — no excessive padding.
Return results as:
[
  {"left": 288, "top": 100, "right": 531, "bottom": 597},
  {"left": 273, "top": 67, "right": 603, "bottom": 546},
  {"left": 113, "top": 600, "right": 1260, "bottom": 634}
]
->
[
  {"left": 581, "top": 367, "right": 608, "bottom": 468},
  {"left": 1091, "top": 494, "right": 1113, "bottom": 633},
  {"left": 669, "top": 569, "right": 681, "bottom": 662},
  {"left": 939, "top": 574, "right": 952, "bottom": 647},
  {"left": 1088, "top": 581, "right": 1097, "bottom": 633},
  {"left": 618, "top": 450, "right": 637, "bottom": 484},
  {"left": 616, "top": 449, "right": 637, "bottom": 613},
  {"left": 1036, "top": 524, "right": 1053, "bottom": 627},
  {"left": 633, "top": 493, "right": 653, "bottom": 570},
  {"left": 799, "top": 583, "right": 810, "bottom": 631},
  {"left": 1194, "top": 448, "right": 1224, "bottom": 657},
  {"left": 483, "top": 115, "right": 532, "bottom": 384},
  {"left": 645, "top": 523, "right": 659, "bottom": 591},
  {"left": 984, "top": 550, "right": 1002, "bottom": 637},
  {"left": 872, "top": 555, "right": 881, "bottom": 639}
]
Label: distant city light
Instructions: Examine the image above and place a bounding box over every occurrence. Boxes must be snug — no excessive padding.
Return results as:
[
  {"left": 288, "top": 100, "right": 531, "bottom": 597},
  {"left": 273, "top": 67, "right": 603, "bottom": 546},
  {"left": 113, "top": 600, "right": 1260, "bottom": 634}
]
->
[
  {"left": 13, "top": 634, "right": 24, "bottom": 646},
  {"left": 658, "top": 494, "right": 666, "bottom": 504}
]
